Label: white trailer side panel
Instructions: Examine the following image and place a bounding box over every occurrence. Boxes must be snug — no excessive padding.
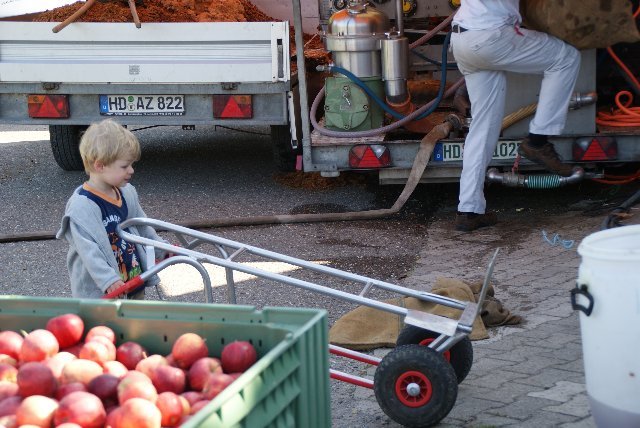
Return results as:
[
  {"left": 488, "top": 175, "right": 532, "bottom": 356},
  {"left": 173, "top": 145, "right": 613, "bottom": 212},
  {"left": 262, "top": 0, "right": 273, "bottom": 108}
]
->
[{"left": 0, "top": 22, "right": 289, "bottom": 84}]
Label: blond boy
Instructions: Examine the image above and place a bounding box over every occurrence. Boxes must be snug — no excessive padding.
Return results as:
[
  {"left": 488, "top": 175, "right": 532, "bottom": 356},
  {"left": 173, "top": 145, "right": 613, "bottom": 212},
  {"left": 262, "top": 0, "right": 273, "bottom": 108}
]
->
[{"left": 57, "top": 119, "right": 164, "bottom": 298}]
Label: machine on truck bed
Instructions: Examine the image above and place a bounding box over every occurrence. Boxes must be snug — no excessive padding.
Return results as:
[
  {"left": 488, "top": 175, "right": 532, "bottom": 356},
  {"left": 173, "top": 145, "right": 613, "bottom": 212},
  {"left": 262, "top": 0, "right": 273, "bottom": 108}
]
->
[{"left": 296, "top": 0, "right": 640, "bottom": 187}]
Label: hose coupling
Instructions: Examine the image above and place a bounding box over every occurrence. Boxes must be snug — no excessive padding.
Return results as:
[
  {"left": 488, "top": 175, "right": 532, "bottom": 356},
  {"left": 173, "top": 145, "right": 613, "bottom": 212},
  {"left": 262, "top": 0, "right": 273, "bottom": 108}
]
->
[
  {"left": 569, "top": 92, "right": 598, "bottom": 110},
  {"left": 444, "top": 114, "right": 463, "bottom": 132},
  {"left": 486, "top": 167, "right": 585, "bottom": 188}
]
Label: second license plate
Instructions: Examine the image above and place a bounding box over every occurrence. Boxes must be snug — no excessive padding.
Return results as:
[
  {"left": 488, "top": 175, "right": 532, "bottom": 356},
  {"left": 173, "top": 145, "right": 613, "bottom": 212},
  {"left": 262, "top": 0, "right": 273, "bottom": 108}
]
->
[
  {"left": 432, "top": 141, "right": 520, "bottom": 162},
  {"left": 99, "top": 95, "right": 185, "bottom": 116}
]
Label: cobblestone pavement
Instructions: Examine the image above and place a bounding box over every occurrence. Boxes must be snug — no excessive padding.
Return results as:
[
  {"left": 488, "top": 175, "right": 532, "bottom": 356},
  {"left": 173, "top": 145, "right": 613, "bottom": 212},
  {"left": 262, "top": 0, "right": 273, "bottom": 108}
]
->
[{"left": 334, "top": 207, "right": 639, "bottom": 427}]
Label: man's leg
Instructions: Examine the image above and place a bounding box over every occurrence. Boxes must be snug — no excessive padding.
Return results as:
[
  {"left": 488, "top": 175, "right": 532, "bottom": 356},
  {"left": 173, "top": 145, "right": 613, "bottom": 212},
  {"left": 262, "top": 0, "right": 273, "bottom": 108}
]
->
[
  {"left": 482, "top": 26, "right": 581, "bottom": 175},
  {"left": 458, "top": 69, "right": 506, "bottom": 215}
]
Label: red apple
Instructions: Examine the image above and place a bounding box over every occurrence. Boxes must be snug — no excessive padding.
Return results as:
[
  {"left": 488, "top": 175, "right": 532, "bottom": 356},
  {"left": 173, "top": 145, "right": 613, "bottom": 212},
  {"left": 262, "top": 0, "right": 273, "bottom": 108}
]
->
[
  {"left": 43, "top": 351, "right": 76, "bottom": 380},
  {"left": 0, "top": 414, "right": 16, "bottom": 428},
  {"left": 104, "top": 406, "right": 122, "bottom": 428},
  {"left": 171, "top": 333, "right": 208, "bottom": 370},
  {"left": 54, "top": 391, "right": 106, "bottom": 428},
  {"left": 156, "top": 392, "right": 183, "bottom": 427},
  {"left": 115, "top": 342, "right": 146, "bottom": 370},
  {"left": 189, "top": 399, "right": 210, "bottom": 415},
  {"left": 165, "top": 354, "right": 178, "bottom": 367},
  {"left": 79, "top": 341, "right": 111, "bottom": 366},
  {"left": 46, "top": 313, "right": 84, "bottom": 349},
  {"left": 135, "top": 354, "right": 167, "bottom": 379},
  {"left": 88, "top": 374, "right": 119, "bottom": 407},
  {"left": 55, "top": 382, "right": 87, "bottom": 401},
  {"left": 0, "top": 395, "right": 22, "bottom": 416},
  {"left": 87, "top": 336, "right": 116, "bottom": 361},
  {"left": 0, "top": 381, "right": 18, "bottom": 401},
  {"left": 117, "top": 371, "right": 157, "bottom": 405},
  {"left": 151, "top": 365, "right": 186, "bottom": 394},
  {"left": 181, "top": 391, "right": 204, "bottom": 407},
  {"left": 15, "top": 395, "right": 58, "bottom": 428},
  {"left": 62, "top": 344, "right": 83, "bottom": 358},
  {"left": 56, "top": 424, "right": 83, "bottom": 428},
  {"left": 0, "top": 354, "right": 17, "bottom": 368},
  {"left": 0, "top": 332, "right": 22, "bottom": 361},
  {"left": 178, "top": 395, "right": 190, "bottom": 416},
  {"left": 102, "top": 361, "right": 128, "bottom": 379},
  {"left": 201, "top": 373, "right": 234, "bottom": 400},
  {"left": 19, "top": 330, "right": 59, "bottom": 363},
  {"left": 188, "top": 357, "right": 222, "bottom": 391},
  {"left": 221, "top": 341, "right": 257, "bottom": 373},
  {"left": 0, "top": 364, "right": 17, "bottom": 383},
  {"left": 16, "top": 362, "right": 57, "bottom": 397},
  {"left": 60, "top": 359, "right": 103, "bottom": 387},
  {"left": 118, "top": 397, "right": 161, "bottom": 428},
  {"left": 84, "top": 326, "right": 115, "bottom": 344}
]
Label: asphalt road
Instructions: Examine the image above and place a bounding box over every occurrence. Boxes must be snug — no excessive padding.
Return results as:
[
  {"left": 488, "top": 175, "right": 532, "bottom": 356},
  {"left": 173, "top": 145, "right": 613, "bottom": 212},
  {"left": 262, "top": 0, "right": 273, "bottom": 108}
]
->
[{"left": 1, "top": 124, "right": 638, "bottom": 426}]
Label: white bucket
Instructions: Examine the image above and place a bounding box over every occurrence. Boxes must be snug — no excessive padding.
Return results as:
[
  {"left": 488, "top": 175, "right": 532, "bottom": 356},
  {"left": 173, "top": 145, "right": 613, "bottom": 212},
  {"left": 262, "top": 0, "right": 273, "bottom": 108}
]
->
[{"left": 575, "top": 225, "right": 640, "bottom": 427}]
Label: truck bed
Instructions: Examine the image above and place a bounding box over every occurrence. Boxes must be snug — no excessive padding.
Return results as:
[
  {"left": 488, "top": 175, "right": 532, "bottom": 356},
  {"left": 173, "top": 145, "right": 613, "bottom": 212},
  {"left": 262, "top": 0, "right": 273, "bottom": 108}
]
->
[{"left": 0, "top": 21, "right": 289, "bottom": 84}]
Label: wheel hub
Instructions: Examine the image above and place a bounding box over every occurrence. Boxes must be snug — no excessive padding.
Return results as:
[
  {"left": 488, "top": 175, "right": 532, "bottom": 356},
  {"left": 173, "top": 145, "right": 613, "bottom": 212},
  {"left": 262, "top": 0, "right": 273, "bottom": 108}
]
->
[
  {"left": 406, "top": 382, "right": 421, "bottom": 396},
  {"left": 395, "top": 370, "right": 433, "bottom": 407}
]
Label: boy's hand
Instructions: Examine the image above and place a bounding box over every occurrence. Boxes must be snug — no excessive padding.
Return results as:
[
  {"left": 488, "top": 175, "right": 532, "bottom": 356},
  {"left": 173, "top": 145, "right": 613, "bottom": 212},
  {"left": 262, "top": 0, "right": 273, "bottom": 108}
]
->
[{"left": 106, "top": 280, "right": 126, "bottom": 298}]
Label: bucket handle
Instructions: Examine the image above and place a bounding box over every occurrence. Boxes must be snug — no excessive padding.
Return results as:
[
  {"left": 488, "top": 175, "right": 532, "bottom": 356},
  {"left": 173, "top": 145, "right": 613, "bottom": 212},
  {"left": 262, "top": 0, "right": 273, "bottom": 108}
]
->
[{"left": 570, "top": 284, "right": 594, "bottom": 316}]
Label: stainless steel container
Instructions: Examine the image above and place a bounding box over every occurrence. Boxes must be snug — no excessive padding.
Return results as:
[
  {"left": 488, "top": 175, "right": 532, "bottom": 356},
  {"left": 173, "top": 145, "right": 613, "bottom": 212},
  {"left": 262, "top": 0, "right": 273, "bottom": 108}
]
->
[
  {"left": 381, "top": 34, "right": 409, "bottom": 103},
  {"left": 324, "top": 1, "right": 390, "bottom": 78}
]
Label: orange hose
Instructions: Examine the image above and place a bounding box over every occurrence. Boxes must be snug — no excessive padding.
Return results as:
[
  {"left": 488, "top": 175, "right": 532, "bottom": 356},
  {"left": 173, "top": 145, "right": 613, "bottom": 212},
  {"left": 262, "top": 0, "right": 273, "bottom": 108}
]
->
[
  {"left": 596, "top": 6, "right": 640, "bottom": 128},
  {"left": 591, "top": 5, "right": 640, "bottom": 182},
  {"left": 596, "top": 91, "right": 640, "bottom": 127},
  {"left": 592, "top": 169, "right": 640, "bottom": 184}
]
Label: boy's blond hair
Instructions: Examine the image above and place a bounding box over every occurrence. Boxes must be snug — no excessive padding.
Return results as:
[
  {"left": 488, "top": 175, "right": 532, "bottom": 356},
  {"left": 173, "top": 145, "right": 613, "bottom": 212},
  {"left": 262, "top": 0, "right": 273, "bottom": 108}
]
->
[{"left": 79, "top": 119, "right": 141, "bottom": 174}]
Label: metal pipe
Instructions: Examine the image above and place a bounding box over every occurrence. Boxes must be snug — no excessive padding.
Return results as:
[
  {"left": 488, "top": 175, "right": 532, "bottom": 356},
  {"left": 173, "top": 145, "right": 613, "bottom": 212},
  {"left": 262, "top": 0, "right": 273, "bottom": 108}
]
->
[
  {"left": 395, "top": 0, "right": 404, "bottom": 36},
  {"left": 486, "top": 167, "right": 585, "bottom": 188}
]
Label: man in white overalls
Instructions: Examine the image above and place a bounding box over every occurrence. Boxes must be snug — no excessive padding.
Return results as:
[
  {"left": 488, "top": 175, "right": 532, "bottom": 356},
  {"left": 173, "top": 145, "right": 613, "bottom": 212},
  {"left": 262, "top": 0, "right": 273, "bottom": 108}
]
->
[{"left": 451, "top": 0, "right": 581, "bottom": 232}]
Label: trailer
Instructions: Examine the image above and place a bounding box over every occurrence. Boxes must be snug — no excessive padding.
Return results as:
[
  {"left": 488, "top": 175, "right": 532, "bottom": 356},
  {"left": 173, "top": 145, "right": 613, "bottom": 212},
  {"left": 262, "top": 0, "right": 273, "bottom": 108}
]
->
[
  {"left": 293, "top": 0, "right": 640, "bottom": 186},
  {"left": 0, "top": 9, "right": 299, "bottom": 171}
]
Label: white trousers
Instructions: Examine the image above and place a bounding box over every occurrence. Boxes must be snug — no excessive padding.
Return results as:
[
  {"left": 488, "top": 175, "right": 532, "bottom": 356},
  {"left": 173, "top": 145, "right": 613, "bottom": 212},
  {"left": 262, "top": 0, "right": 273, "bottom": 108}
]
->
[{"left": 451, "top": 25, "right": 580, "bottom": 214}]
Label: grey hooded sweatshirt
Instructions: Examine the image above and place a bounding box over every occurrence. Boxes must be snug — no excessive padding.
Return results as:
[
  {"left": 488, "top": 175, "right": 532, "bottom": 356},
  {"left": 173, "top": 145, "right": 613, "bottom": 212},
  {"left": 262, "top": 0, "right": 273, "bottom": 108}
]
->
[{"left": 57, "top": 184, "right": 164, "bottom": 298}]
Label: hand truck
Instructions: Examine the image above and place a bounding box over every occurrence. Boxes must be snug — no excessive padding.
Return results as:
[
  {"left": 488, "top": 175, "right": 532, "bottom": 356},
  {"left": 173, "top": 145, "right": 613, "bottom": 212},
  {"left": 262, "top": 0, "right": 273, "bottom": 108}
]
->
[{"left": 105, "top": 217, "right": 498, "bottom": 428}]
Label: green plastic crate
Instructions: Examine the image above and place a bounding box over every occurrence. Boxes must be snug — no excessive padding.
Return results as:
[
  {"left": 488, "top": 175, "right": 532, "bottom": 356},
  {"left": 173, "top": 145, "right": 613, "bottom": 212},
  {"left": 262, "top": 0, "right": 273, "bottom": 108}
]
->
[{"left": 0, "top": 296, "right": 331, "bottom": 428}]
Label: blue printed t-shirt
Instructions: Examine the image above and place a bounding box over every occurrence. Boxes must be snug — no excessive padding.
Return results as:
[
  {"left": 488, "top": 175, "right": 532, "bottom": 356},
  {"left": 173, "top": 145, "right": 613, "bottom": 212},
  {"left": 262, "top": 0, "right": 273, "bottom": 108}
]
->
[{"left": 79, "top": 183, "right": 142, "bottom": 282}]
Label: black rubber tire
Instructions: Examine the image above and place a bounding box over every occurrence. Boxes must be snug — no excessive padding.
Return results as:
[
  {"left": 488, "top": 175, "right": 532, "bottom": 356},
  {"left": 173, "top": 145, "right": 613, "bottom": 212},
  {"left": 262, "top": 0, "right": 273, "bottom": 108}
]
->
[
  {"left": 49, "top": 125, "right": 87, "bottom": 171},
  {"left": 396, "top": 325, "right": 473, "bottom": 384},
  {"left": 271, "top": 125, "right": 300, "bottom": 172},
  {"left": 374, "top": 344, "right": 458, "bottom": 428}
]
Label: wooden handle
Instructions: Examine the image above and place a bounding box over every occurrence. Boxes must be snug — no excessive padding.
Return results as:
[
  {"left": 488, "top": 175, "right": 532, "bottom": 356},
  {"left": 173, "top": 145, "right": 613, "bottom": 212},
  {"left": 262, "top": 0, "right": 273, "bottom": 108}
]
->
[
  {"left": 128, "top": 0, "right": 142, "bottom": 29},
  {"left": 52, "top": 0, "right": 98, "bottom": 33}
]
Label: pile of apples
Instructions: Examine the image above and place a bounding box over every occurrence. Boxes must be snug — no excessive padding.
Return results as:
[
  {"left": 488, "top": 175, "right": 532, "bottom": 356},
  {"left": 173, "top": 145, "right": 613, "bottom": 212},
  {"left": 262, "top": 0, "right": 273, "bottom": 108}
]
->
[{"left": 0, "top": 313, "right": 258, "bottom": 428}]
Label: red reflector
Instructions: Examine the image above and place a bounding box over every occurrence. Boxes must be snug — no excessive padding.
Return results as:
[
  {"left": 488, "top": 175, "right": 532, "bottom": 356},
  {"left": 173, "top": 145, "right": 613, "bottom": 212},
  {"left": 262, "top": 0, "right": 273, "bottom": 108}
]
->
[
  {"left": 213, "top": 95, "right": 253, "bottom": 119},
  {"left": 28, "top": 94, "right": 69, "bottom": 118},
  {"left": 572, "top": 137, "right": 617, "bottom": 161},
  {"left": 349, "top": 144, "right": 391, "bottom": 169}
]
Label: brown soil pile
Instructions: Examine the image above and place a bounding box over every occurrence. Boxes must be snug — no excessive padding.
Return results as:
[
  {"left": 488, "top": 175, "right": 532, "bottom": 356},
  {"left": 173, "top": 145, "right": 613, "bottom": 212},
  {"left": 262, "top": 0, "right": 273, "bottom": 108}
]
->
[
  {"left": 32, "top": 0, "right": 329, "bottom": 72},
  {"left": 34, "top": 0, "right": 257, "bottom": 23},
  {"left": 273, "top": 171, "right": 367, "bottom": 190}
]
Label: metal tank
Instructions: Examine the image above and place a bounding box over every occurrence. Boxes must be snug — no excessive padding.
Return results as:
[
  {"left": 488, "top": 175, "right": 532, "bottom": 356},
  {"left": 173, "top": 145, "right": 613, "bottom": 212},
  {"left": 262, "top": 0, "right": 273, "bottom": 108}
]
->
[
  {"left": 325, "top": 0, "right": 389, "bottom": 77},
  {"left": 323, "top": 0, "right": 390, "bottom": 131}
]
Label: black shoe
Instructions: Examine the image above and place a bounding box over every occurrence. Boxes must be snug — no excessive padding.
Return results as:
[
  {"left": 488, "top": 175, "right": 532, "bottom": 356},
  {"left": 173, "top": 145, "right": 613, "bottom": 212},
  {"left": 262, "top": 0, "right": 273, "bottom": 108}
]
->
[
  {"left": 518, "top": 139, "right": 573, "bottom": 177},
  {"left": 455, "top": 211, "right": 498, "bottom": 232}
]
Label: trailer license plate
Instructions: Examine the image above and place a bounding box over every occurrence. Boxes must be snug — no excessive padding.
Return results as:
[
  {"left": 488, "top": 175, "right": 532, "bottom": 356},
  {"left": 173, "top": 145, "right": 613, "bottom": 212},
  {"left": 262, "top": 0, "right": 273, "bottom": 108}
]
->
[
  {"left": 99, "top": 95, "right": 185, "bottom": 116},
  {"left": 433, "top": 141, "right": 520, "bottom": 162}
]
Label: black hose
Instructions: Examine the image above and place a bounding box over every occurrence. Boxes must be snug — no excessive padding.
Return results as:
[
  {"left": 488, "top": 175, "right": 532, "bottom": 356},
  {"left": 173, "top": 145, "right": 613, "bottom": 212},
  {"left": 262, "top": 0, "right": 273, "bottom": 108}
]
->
[{"left": 601, "top": 188, "right": 640, "bottom": 230}]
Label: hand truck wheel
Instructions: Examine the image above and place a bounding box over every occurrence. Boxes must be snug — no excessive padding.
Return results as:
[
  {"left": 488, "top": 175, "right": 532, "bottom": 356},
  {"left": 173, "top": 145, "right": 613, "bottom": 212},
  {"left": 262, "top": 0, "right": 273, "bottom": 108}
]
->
[
  {"left": 396, "top": 325, "right": 473, "bottom": 383},
  {"left": 374, "top": 344, "right": 458, "bottom": 428}
]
